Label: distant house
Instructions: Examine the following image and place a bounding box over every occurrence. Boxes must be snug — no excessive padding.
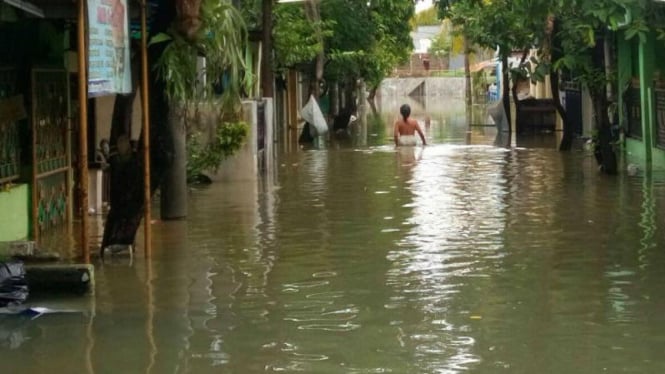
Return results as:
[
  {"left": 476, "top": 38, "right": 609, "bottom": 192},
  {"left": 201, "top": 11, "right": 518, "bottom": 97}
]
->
[
  {"left": 393, "top": 25, "right": 449, "bottom": 77},
  {"left": 412, "top": 25, "right": 440, "bottom": 54}
]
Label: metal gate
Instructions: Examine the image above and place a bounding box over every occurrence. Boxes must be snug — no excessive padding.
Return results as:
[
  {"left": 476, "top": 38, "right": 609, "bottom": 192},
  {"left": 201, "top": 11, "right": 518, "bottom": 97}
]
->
[
  {"left": 31, "top": 68, "right": 72, "bottom": 242},
  {"left": 655, "top": 88, "right": 665, "bottom": 148},
  {"left": 0, "top": 68, "right": 21, "bottom": 186},
  {"left": 563, "top": 82, "right": 583, "bottom": 136}
]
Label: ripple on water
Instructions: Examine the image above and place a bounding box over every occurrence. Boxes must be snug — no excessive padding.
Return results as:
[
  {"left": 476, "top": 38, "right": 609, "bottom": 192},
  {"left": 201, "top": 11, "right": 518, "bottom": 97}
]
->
[
  {"left": 297, "top": 321, "right": 361, "bottom": 332},
  {"left": 284, "top": 305, "right": 358, "bottom": 323},
  {"left": 311, "top": 271, "right": 338, "bottom": 278},
  {"left": 282, "top": 280, "right": 330, "bottom": 292},
  {"left": 345, "top": 367, "right": 394, "bottom": 373},
  {"left": 381, "top": 228, "right": 401, "bottom": 233}
]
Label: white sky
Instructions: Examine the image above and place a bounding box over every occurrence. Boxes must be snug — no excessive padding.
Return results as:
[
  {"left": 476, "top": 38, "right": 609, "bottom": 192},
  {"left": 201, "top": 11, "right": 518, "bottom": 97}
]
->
[{"left": 415, "top": 0, "right": 434, "bottom": 13}]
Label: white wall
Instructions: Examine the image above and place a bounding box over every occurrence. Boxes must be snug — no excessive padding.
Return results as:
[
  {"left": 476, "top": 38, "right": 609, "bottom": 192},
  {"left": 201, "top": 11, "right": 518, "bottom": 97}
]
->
[{"left": 582, "top": 86, "right": 594, "bottom": 137}]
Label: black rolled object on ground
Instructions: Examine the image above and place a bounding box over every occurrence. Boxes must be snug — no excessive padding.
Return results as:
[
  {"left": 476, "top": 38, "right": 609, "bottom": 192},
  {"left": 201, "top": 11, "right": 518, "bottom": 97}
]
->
[{"left": 0, "top": 261, "right": 29, "bottom": 307}]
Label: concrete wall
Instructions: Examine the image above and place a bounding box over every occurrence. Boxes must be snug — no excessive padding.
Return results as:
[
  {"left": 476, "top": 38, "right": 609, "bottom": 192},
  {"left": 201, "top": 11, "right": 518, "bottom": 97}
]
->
[
  {"left": 0, "top": 184, "right": 29, "bottom": 242},
  {"left": 211, "top": 98, "right": 275, "bottom": 183},
  {"left": 393, "top": 54, "right": 450, "bottom": 76},
  {"left": 213, "top": 101, "right": 258, "bottom": 182},
  {"left": 380, "top": 77, "right": 466, "bottom": 99},
  {"left": 581, "top": 86, "right": 594, "bottom": 136}
]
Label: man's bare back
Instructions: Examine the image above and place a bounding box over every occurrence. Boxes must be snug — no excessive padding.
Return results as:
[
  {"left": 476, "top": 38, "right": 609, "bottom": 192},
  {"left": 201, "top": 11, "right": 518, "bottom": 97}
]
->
[{"left": 394, "top": 104, "right": 426, "bottom": 146}]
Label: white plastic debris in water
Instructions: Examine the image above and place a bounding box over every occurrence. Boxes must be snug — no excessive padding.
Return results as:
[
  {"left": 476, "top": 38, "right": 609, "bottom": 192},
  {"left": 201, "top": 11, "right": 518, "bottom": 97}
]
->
[
  {"left": 300, "top": 95, "right": 328, "bottom": 136},
  {"left": 0, "top": 306, "right": 81, "bottom": 320}
]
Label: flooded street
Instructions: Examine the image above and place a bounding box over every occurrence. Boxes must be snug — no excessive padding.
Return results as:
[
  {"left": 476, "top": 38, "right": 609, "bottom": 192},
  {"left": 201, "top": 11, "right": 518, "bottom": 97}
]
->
[{"left": 3, "top": 102, "right": 665, "bottom": 373}]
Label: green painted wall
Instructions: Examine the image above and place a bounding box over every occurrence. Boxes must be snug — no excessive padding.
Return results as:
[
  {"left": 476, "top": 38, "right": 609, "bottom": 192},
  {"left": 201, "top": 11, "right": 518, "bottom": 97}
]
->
[
  {"left": 653, "top": 38, "right": 665, "bottom": 170},
  {"left": 638, "top": 32, "right": 655, "bottom": 164},
  {"left": 619, "top": 33, "right": 645, "bottom": 167},
  {"left": 0, "top": 184, "right": 30, "bottom": 242},
  {"left": 619, "top": 31, "right": 665, "bottom": 170},
  {"left": 626, "top": 138, "right": 648, "bottom": 165},
  {"left": 651, "top": 147, "right": 665, "bottom": 171}
]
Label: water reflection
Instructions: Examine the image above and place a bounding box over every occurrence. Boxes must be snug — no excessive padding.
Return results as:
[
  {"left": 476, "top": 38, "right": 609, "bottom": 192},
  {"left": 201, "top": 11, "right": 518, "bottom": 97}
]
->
[{"left": 386, "top": 145, "right": 508, "bottom": 372}]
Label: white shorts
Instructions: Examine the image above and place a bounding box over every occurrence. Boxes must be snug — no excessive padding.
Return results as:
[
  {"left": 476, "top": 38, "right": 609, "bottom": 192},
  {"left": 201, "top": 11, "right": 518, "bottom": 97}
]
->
[{"left": 398, "top": 135, "right": 418, "bottom": 146}]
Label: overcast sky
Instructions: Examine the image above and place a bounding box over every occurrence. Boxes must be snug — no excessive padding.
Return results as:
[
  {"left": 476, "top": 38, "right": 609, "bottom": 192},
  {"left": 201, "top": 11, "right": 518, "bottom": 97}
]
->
[{"left": 416, "top": 0, "right": 434, "bottom": 13}]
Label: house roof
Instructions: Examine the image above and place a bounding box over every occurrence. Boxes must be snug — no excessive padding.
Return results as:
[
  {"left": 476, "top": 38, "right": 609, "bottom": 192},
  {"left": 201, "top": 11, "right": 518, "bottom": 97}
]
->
[{"left": 470, "top": 60, "right": 497, "bottom": 73}]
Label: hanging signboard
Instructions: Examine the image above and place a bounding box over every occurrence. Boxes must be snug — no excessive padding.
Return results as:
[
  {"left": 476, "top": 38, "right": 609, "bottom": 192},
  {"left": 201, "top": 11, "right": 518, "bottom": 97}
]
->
[{"left": 87, "top": 0, "right": 131, "bottom": 96}]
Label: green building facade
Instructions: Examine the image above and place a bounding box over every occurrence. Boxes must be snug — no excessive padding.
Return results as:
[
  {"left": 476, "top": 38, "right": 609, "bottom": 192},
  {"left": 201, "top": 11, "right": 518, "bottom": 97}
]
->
[
  {"left": 618, "top": 29, "right": 665, "bottom": 170},
  {"left": 0, "top": 15, "right": 73, "bottom": 245}
]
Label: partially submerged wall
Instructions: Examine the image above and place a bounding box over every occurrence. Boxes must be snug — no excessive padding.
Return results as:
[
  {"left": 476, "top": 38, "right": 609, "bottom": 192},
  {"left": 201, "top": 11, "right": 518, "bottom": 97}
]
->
[
  {"left": 198, "top": 99, "right": 275, "bottom": 183},
  {"left": 380, "top": 77, "right": 466, "bottom": 99}
]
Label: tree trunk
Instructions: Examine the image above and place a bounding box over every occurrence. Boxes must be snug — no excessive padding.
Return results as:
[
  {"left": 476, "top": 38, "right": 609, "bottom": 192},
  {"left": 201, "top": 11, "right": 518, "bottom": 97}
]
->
[
  {"left": 367, "top": 86, "right": 377, "bottom": 105},
  {"left": 147, "top": 41, "right": 175, "bottom": 193},
  {"left": 314, "top": 55, "right": 324, "bottom": 99},
  {"left": 330, "top": 82, "right": 339, "bottom": 115},
  {"left": 102, "top": 46, "right": 140, "bottom": 250},
  {"left": 109, "top": 95, "right": 136, "bottom": 145},
  {"left": 592, "top": 92, "right": 617, "bottom": 174},
  {"left": 591, "top": 33, "right": 617, "bottom": 174},
  {"left": 175, "top": 0, "right": 202, "bottom": 41},
  {"left": 304, "top": 0, "right": 324, "bottom": 99},
  {"left": 368, "top": 98, "right": 377, "bottom": 115},
  {"left": 261, "top": 0, "right": 274, "bottom": 98},
  {"left": 101, "top": 1, "right": 176, "bottom": 251},
  {"left": 344, "top": 78, "right": 357, "bottom": 111},
  {"left": 551, "top": 70, "right": 572, "bottom": 150},
  {"left": 464, "top": 35, "right": 472, "bottom": 125},
  {"left": 463, "top": 36, "right": 472, "bottom": 107},
  {"left": 511, "top": 49, "right": 528, "bottom": 133},
  {"left": 101, "top": 150, "right": 144, "bottom": 250},
  {"left": 549, "top": 16, "right": 572, "bottom": 151},
  {"left": 502, "top": 54, "right": 511, "bottom": 136},
  {"left": 158, "top": 0, "right": 189, "bottom": 219},
  {"left": 160, "top": 107, "right": 188, "bottom": 219}
]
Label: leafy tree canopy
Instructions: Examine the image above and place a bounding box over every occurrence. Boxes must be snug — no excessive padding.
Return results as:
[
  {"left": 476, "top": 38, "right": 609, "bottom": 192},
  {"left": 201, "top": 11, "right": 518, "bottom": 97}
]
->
[
  {"left": 410, "top": 6, "right": 440, "bottom": 28},
  {"left": 271, "top": 0, "right": 415, "bottom": 93},
  {"left": 273, "top": 4, "right": 332, "bottom": 71},
  {"left": 156, "top": 0, "right": 248, "bottom": 108},
  {"left": 438, "top": 0, "right": 665, "bottom": 86}
]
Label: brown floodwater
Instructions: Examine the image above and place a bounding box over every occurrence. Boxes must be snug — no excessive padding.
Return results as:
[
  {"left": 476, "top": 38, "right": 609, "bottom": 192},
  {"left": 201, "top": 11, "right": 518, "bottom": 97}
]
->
[{"left": 2, "top": 101, "right": 665, "bottom": 373}]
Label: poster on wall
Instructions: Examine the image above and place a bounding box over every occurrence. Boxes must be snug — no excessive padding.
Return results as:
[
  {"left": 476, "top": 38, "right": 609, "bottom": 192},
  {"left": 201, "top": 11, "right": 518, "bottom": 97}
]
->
[{"left": 87, "top": 0, "right": 131, "bottom": 96}]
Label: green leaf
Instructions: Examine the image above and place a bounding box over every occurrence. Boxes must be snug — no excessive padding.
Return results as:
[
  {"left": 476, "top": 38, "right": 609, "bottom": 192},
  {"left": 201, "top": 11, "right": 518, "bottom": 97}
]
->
[
  {"left": 149, "top": 32, "right": 172, "bottom": 46},
  {"left": 625, "top": 27, "right": 637, "bottom": 40},
  {"left": 587, "top": 28, "right": 595, "bottom": 46}
]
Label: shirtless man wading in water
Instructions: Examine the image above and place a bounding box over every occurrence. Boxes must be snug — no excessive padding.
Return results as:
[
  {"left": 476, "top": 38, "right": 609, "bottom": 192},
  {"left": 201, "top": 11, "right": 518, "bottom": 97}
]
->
[{"left": 393, "top": 104, "right": 427, "bottom": 147}]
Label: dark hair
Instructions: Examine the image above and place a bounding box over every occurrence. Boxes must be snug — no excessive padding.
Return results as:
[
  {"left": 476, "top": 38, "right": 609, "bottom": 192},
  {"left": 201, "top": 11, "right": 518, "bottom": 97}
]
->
[{"left": 400, "top": 104, "right": 411, "bottom": 121}]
